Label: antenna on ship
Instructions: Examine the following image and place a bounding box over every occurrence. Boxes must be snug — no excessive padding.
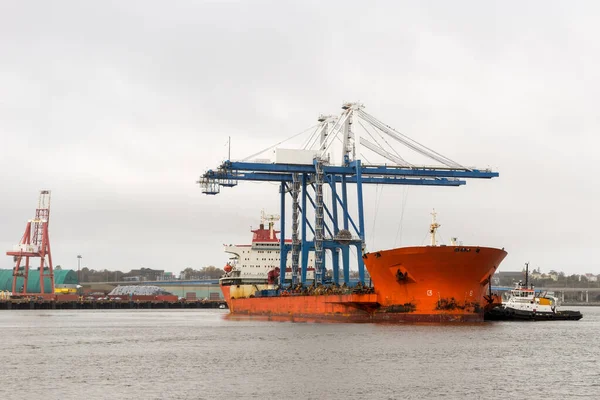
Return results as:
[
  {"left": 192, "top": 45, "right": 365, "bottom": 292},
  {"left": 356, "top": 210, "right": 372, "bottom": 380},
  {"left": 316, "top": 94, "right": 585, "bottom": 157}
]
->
[
  {"left": 429, "top": 209, "right": 441, "bottom": 246},
  {"left": 525, "top": 262, "right": 529, "bottom": 289}
]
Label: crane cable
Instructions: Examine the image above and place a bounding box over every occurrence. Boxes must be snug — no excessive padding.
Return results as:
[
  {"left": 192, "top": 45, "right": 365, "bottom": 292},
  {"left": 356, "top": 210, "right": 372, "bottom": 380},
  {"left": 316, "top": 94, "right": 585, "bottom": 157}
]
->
[
  {"left": 242, "top": 124, "right": 319, "bottom": 161},
  {"left": 394, "top": 186, "right": 409, "bottom": 247},
  {"left": 302, "top": 124, "right": 322, "bottom": 150},
  {"left": 359, "top": 110, "right": 465, "bottom": 169},
  {"left": 370, "top": 183, "right": 383, "bottom": 251},
  {"left": 357, "top": 119, "right": 410, "bottom": 166}
]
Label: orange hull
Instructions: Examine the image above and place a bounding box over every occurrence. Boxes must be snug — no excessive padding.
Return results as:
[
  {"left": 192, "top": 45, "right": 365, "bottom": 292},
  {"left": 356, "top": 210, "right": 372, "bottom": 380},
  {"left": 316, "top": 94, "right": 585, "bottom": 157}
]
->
[
  {"left": 221, "top": 246, "right": 507, "bottom": 323},
  {"left": 365, "top": 246, "right": 507, "bottom": 317}
]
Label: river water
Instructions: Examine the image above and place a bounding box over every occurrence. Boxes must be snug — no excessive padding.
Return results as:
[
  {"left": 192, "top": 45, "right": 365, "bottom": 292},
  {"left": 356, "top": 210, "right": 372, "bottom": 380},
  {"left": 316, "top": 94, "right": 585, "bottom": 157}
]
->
[{"left": 1, "top": 307, "right": 598, "bottom": 400}]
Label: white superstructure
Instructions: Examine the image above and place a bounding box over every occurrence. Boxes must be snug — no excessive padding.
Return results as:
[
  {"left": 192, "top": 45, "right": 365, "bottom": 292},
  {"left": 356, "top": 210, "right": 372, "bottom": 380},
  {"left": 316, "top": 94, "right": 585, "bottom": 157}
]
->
[
  {"left": 223, "top": 211, "right": 315, "bottom": 280},
  {"left": 502, "top": 283, "right": 558, "bottom": 314}
]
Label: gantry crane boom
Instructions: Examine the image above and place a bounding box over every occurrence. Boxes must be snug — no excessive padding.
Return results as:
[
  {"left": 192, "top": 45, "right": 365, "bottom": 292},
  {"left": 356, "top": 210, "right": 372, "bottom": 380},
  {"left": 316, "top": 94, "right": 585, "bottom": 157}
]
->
[{"left": 198, "top": 103, "right": 499, "bottom": 286}]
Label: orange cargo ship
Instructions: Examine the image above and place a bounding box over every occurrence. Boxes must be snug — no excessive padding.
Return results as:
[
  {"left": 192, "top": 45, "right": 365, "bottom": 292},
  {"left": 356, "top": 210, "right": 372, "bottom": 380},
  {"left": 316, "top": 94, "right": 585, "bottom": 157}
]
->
[{"left": 220, "top": 212, "right": 507, "bottom": 322}]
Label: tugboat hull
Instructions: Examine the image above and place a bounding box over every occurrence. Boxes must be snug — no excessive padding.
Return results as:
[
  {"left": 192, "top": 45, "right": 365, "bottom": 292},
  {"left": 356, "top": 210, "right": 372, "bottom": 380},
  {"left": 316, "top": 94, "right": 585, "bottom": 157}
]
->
[{"left": 485, "top": 306, "right": 583, "bottom": 321}]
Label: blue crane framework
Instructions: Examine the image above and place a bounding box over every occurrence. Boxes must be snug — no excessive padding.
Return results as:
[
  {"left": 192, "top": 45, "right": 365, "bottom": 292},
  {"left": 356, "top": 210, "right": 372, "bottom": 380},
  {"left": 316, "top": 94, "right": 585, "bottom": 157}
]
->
[{"left": 198, "top": 102, "right": 499, "bottom": 287}]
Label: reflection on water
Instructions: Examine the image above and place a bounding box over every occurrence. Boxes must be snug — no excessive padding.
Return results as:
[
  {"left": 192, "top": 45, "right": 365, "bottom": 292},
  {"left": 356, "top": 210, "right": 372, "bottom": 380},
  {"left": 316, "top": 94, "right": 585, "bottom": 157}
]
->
[{"left": 1, "top": 307, "right": 599, "bottom": 400}]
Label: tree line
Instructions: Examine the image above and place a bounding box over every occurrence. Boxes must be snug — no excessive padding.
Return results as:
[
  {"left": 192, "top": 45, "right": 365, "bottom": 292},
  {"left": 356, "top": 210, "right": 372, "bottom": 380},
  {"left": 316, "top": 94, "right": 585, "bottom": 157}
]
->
[
  {"left": 496, "top": 271, "right": 600, "bottom": 288},
  {"left": 57, "top": 265, "right": 225, "bottom": 283}
]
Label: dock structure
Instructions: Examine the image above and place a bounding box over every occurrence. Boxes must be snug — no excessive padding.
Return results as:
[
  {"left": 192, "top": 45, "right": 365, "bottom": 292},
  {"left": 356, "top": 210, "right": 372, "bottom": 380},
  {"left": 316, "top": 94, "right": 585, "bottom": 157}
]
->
[
  {"left": 198, "top": 102, "right": 498, "bottom": 287},
  {"left": 0, "top": 298, "right": 227, "bottom": 310}
]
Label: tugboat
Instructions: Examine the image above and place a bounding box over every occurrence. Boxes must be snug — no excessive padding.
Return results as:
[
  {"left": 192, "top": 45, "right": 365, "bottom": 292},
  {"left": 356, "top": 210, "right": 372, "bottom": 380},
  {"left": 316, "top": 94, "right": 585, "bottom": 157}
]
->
[{"left": 485, "top": 263, "right": 583, "bottom": 321}]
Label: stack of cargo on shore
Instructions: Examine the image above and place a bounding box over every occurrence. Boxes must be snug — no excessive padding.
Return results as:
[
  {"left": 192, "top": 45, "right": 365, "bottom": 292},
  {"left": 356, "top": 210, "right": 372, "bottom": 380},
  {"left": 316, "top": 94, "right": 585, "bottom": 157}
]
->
[{"left": 106, "top": 285, "right": 178, "bottom": 302}]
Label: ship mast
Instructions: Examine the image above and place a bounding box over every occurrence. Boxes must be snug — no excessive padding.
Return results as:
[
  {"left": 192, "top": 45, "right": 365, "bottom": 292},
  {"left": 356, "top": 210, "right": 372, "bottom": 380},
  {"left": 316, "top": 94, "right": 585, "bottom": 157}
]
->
[
  {"left": 261, "top": 209, "right": 280, "bottom": 240},
  {"left": 429, "top": 209, "right": 440, "bottom": 246}
]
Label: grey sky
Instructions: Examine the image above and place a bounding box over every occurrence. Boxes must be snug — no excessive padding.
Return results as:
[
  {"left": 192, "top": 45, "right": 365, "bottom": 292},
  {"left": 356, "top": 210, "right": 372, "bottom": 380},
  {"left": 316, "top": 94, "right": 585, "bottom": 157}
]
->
[{"left": 1, "top": 1, "right": 598, "bottom": 275}]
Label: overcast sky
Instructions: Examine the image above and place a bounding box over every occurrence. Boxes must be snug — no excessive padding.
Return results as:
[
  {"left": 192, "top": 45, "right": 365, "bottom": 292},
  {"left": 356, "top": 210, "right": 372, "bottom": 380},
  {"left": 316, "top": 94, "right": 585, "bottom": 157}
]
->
[{"left": 1, "top": 1, "right": 598, "bottom": 275}]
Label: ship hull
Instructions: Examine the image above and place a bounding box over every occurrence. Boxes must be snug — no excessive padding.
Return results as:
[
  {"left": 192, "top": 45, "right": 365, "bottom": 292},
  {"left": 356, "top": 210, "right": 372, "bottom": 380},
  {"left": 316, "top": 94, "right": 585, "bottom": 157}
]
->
[
  {"left": 365, "top": 246, "right": 507, "bottom": 316},
  {"left": 220, "top": 290, "right": 483, "bottom": 323},
  {"left": 221, "top": 246, "right": 507, "bottom": 323}
]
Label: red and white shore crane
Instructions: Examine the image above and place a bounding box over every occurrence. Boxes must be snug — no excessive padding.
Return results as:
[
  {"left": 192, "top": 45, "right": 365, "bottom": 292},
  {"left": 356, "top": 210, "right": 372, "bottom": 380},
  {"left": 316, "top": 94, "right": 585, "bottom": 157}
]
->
[{"left": 6, "top": 190, "right": 55, "bottom": 297}]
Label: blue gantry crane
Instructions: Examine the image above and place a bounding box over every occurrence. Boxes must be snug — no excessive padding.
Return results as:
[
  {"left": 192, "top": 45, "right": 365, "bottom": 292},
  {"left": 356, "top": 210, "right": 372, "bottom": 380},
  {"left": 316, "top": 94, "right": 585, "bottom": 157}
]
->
[{"left": 198, "top": 102, "right": 498, "bottom": 287}]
